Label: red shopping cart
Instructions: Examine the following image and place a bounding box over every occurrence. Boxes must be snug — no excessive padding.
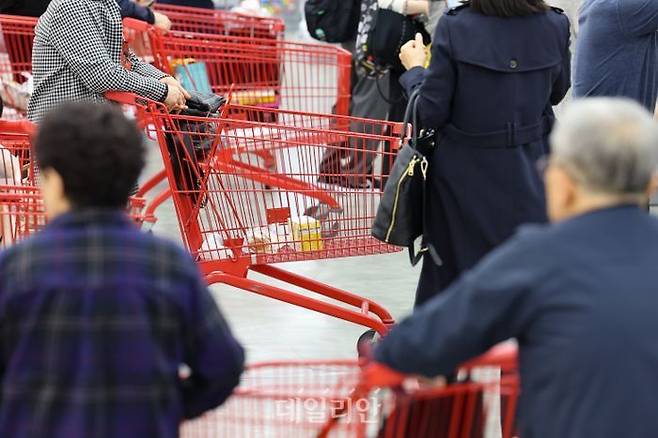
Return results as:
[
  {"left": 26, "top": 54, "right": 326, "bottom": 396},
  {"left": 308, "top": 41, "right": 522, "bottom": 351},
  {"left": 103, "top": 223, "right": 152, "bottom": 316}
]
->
[
  {"left": 181, "top": 344, "right": 520, "bottom": 438},
  {"left": 120, "top": 26, "right": 352, "bottom": 230},
  {"left": 124, "top": 7, "right": 284, "bottom": 61},
  {"left": 0, "top": 186, "right": 45, "bottom": 248},
  {"left": 108, "top": 92, "right": 401, "bottom": 336},
  {"left": 0, "top": 184, "right": 150, "bottom": 249},
  {"left": 0, "top": 120, "right": 149, "bottom": 248},
  {"left": 0, "top": 15, "right": 37, "bottom": 119},
  {"left": 154, "top": 3, "right": 285, "bottom": 38},
  {"left": 0, "top": 120, "right": 41, "bottom": 248},
  {"left": 0, "top": 119, "right": 37, "bottom": 185},
  {"left": 133, "top": 24, "right": 351, "bottom": 116}
]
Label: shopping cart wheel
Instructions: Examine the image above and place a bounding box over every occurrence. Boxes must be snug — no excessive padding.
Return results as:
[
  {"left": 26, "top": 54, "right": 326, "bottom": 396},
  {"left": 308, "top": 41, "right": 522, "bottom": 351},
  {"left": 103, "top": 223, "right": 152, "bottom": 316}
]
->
[{"left": 357, "top": 329, "right": 378, "bottom": 359}]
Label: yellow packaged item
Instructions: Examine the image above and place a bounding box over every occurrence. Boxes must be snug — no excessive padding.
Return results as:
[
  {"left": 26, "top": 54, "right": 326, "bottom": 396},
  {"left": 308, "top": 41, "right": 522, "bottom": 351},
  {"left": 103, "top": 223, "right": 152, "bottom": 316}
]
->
[
  {"left": 231, "top": 89, "right": 277, "bottom": 105},
  {"left": 289, "top": 216, "right": 324, "bottom": 252}
]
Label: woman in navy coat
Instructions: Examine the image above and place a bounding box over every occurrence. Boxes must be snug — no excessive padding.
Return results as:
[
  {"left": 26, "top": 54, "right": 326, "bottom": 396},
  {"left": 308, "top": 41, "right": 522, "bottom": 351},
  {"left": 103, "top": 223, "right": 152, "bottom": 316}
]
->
[{"left": 399, "top": 0, "right": 571, "bottom": 306}]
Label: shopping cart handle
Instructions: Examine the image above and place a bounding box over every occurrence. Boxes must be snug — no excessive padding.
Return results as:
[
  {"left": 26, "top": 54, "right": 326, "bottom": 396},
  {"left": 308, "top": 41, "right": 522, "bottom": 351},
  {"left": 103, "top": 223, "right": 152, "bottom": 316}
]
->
[
  {"left": 0, "top": 120, "right": 36, "bottom": 136},
  {"left": 360, "top": 363, "right": 406, "bottom": 389},
  {"left": 462, "top": 341, "right": 518, "bottom": 370},
  {"left": 123, "top": 17, "right": 151, "bottom": 33},
  {"left": 363, "top": 342, "right": 518, "bottom": 388},
  {"left": 105, "top": 91, "right": 142, "bottom": 106}
]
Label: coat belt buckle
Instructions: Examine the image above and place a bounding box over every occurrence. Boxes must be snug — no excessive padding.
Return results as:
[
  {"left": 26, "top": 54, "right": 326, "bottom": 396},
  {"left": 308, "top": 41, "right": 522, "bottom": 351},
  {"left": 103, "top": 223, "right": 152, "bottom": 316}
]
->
[{"left": 506, "top": 122, "right": 516, "bottom": 148}]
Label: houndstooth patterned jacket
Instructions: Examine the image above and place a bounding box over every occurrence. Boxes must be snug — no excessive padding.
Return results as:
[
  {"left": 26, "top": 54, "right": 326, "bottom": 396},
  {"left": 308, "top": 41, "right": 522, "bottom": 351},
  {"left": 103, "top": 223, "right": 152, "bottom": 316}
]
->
[{"left": 27, "top": 0, "right": 168, "bottom": 122}]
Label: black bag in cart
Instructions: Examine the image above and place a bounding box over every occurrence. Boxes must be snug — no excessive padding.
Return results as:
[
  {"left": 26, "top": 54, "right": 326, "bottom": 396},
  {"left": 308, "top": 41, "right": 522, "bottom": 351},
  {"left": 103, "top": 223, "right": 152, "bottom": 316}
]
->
[
  {"left": 371, "top": 89, "right": 441, "bottom": 266},
  {"left": 305, "top": 0, "right": 361, "bottom": 43},
  {"left": 164, "top": 92, "right": 226, "bottom": 205}
]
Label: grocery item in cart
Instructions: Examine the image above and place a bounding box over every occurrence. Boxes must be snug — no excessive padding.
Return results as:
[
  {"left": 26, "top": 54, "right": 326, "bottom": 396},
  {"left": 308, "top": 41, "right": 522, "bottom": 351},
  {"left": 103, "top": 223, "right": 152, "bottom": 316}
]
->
[
  {"left": 289, "top": 215, "right": 323, "bottom": 252},
  {"left": 245, "top": 226, "right": 274, "bottom": 253},
  {"left": 230, "top": 89, "right": 277, "bottom": 106},
  {"left": 171, "top": 58, "right": 213, "bottom": 95},
  {"left": 243, "top": 223, "right": 286, "bottom": 254}
]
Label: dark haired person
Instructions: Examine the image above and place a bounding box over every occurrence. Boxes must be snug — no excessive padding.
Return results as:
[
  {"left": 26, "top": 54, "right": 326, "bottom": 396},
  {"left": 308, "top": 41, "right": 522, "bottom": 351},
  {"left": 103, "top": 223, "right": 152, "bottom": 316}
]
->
[
  {"left": 574, "top": 0, "right": 658, "bottom": 111},
  {"left": 0, "top": 102, "right": 245, "bottom": 437},
  {"left": 375, "top": 97, "right": 658, "bottom": 438},
  {"left": 397, "top": 0, "right": 571, "bottom": 306},
  {"left": 27, "top": 0, "right": 186, "bottom": 122}
]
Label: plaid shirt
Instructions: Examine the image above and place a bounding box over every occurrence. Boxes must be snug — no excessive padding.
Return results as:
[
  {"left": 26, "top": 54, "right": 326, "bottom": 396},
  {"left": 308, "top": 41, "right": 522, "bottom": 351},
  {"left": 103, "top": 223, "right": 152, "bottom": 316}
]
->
[
  {"left": 28, "top": 0, "right": 169, "bottom": 122},
  {"left": 0, "top": 210, "right": 244, "bottom": 438}
]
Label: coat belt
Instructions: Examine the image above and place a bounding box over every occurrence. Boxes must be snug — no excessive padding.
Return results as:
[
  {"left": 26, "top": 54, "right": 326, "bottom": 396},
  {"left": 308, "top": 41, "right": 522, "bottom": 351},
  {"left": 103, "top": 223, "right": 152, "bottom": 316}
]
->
[{"left": 441, "top": 115, "right": 554, "bottom": 148}]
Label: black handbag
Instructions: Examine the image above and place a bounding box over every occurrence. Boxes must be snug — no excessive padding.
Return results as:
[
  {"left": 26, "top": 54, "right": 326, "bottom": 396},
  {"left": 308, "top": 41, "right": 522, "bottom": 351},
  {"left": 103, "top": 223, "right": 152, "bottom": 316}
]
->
[
  {"left": 371, "top": 89, "right": 441, "bottom": 266},
  {"left": 366, "top": 7, "right": 431, "bottom": 73},
  {"left": 164, "top": 92, "right": 226, "bottom": 205}
]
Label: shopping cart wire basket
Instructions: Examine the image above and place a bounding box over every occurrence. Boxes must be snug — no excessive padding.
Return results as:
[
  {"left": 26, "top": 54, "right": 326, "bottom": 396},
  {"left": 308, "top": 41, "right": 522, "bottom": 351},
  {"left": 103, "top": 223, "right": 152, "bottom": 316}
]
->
[
  {"left": 153, "top": 4, "right": 285, "bottom": 38},
  {"left": 181, "top": 344, "right": 520, "bottom": 438},
  {"left": 123, "top": 7, "right": 284, "bottom": 63},
  {"left": 0, "top": 15, "right": 37, "bottom": 119},
  {"left": 124, "top": 21, "right": 352, "bottom": 116},
  {"left": 107, "top": 92, "right": 403, "bottom": 336}
]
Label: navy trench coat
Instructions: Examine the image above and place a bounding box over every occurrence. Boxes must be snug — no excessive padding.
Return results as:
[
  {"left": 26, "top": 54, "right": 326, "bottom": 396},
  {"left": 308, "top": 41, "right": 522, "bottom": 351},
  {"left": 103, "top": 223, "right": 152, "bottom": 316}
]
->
[{"left": 401, "top": 4, "right": 571, "bottom": 306}]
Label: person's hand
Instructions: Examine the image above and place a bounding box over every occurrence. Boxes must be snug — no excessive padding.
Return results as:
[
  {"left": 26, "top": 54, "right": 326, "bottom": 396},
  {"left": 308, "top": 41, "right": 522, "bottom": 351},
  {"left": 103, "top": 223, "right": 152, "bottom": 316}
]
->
[
  {"left": 164, "top": 84, "right": 187, "bottom": 111},
  {"left": 405, "top": 0, "right": 430, "bottom": 15},
  {"left": 160, "top": 76, "right": 191, "bottom": 99},
  {"left": 388, "top": 0, "right": 429, "bottom": 15},
  {"left": 153, "top": 11, "right": 172, "bottom": 32},
  {"left": 399, "top": 33, "right": 428, "bottom": 71}
]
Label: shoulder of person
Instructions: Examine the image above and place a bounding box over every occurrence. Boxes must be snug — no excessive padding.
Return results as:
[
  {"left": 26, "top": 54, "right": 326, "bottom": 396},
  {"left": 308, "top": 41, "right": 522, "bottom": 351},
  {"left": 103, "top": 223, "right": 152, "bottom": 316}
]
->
[
  {"left": 546, "top": 5, "right": 571, "bottom": 28},
  {"left": 445, "top": 2, "right": 470, "bottom": 16},
  {"left": 549, "top": 6, "right": 565, "bottom": 15},
  {"left": 48, "top": 0, "right": 93, "bottom": 17}
]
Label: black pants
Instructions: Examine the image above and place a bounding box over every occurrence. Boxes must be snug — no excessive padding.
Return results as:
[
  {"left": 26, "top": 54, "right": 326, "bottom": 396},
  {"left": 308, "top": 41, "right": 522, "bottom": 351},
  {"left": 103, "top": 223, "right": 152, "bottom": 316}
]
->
[{"left": 318, "top": 69, "right": 407, "bottom": 187}]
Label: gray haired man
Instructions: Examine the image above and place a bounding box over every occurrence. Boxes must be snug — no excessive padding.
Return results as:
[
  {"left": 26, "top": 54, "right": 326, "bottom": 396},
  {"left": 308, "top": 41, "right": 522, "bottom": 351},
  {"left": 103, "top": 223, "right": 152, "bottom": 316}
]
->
[{"left": 374, "top": 98, "right": 658, "bottom": 437}]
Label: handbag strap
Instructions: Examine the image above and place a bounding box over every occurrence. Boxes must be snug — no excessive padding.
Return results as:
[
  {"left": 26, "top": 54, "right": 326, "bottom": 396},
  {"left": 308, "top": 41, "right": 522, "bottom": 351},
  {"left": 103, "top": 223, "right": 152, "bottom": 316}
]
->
[
  {"left": 401, "top": 87, "right": 422, "bottom": 146},
  {"left": 375, "top": 71, "right": 405, "bottom": 105},
  {"left": 402, "top": 88, "right": 443, "bottom": 268}
]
